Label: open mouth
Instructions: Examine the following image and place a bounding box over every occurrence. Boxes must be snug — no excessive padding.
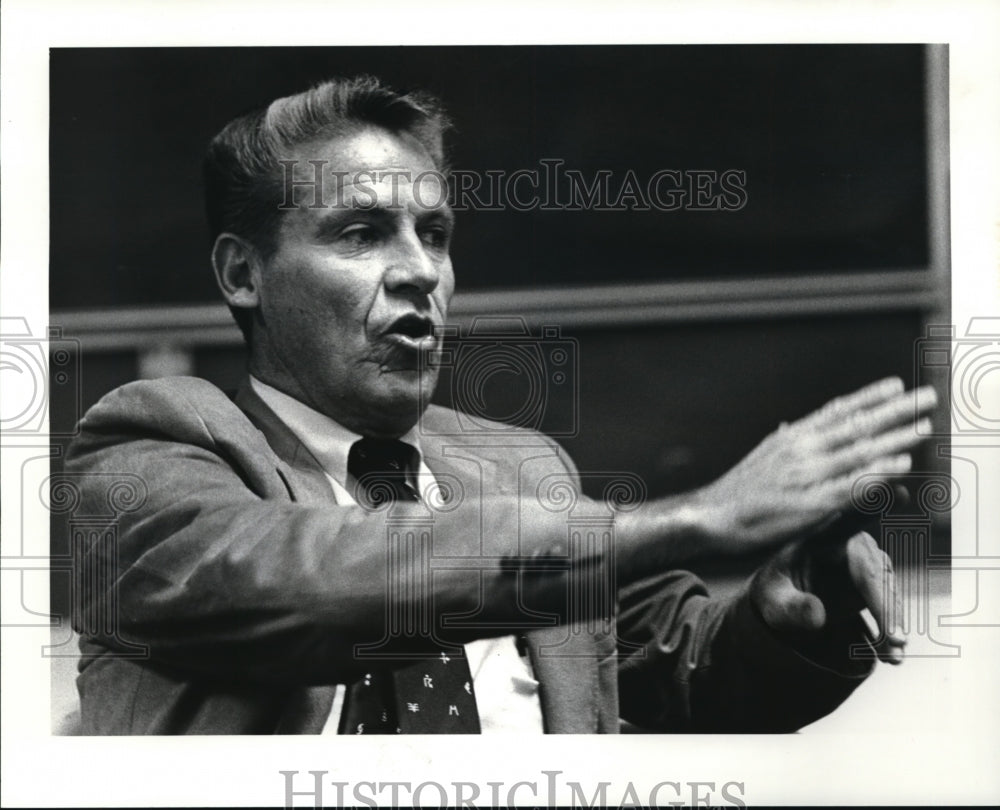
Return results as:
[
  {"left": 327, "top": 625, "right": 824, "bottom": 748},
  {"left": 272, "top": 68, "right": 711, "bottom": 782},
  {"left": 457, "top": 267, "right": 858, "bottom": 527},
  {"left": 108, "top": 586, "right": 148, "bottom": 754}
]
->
[{"left": 382, "top": 314, "right": 438, "bottom": 351}]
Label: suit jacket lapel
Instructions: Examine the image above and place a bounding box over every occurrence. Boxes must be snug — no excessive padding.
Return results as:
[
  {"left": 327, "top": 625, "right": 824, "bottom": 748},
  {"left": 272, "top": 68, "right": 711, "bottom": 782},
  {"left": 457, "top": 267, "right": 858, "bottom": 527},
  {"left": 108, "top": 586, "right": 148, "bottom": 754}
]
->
[
  {"left": 232, "top": 382, "right": 603, "bottom": 733},
  {"left": 233, "top": 381, "right": 340, "bottom": 732},
  {"left": 235, "top": 386, "right": 481, "bottom": 506},
  {"left": 234, "top": 382, "right": 334, "bottom": 507}
]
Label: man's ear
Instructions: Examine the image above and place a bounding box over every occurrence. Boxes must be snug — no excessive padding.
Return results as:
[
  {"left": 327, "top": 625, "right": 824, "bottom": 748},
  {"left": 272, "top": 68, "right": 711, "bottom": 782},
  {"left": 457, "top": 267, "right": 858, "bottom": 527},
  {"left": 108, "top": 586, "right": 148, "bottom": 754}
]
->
[{"left": 212, "top": 233, "right": 262, "bottom": 310}]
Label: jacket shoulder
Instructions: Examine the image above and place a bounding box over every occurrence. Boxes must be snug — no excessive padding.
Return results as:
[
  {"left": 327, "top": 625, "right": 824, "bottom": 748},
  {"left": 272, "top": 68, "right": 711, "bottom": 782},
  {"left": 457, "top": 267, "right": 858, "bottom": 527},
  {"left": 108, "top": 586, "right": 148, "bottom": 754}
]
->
[
  {"left": 419, "top": 404, "right": 580, "bottom": 482},
  {"left": 68, "top": 376, "right": 259, "bottom": 457},
  {"left": 420, "top": 403, "right": 559, "bottom": 443}
]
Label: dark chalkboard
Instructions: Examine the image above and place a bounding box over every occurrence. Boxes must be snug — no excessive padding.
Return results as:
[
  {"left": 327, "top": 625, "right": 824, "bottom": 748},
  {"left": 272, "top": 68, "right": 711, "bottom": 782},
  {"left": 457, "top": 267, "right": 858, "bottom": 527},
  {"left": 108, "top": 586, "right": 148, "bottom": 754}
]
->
[{"left": 50, "top": 45, "right": 928, "bottom": 308}]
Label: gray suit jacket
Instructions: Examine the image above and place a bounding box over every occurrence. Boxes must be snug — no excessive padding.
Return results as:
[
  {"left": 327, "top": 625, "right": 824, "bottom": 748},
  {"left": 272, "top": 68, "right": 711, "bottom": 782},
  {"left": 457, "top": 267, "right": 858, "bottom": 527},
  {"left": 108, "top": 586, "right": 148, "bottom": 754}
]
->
[{"left": 66, "top": 377, "right": 873, "bottom": 734}]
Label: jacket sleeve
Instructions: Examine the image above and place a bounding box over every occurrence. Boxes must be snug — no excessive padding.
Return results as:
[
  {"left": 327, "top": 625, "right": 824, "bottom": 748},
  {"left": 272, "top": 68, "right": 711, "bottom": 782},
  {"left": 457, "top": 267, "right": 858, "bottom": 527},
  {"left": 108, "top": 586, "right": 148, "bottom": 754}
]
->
[
  {"left": 65, "top": 378, "right": 596, "bottom": 686},
  {"left": 615, "top": 569, "right": 875, "bottom": 732}
]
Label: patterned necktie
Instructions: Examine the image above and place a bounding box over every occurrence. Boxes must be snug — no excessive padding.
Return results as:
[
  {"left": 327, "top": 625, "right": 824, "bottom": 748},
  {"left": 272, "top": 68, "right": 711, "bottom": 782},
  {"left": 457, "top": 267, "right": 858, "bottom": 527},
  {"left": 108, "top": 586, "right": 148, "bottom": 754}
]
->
[{"left": 339, "top": 437, "right": 481, "bottom": 734}]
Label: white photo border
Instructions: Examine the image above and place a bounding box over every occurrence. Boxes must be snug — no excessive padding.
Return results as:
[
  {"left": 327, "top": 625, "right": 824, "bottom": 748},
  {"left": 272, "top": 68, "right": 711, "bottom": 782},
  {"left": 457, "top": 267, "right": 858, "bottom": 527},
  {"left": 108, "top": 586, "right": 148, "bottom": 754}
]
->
[{"left": 2, "top": 0, "right": 998, "bottom": 806}]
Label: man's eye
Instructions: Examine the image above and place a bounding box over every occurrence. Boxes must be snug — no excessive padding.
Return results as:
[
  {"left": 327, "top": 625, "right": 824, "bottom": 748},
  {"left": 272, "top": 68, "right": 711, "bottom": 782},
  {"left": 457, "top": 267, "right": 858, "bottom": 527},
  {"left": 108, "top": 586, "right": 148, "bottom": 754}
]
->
[
  {"left": 339, "top": 225, "right": 378, "bottom": 247},
  {"left": 420, "top": 226, "right": 451, "bottom": 250}
]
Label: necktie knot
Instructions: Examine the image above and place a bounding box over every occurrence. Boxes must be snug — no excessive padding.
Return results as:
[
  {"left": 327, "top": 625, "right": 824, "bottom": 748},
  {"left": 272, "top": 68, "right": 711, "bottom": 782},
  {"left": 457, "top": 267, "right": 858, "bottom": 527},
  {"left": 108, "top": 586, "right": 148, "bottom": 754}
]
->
[{"left": 348, "top": 438, "right": 420, "bottom": 505}]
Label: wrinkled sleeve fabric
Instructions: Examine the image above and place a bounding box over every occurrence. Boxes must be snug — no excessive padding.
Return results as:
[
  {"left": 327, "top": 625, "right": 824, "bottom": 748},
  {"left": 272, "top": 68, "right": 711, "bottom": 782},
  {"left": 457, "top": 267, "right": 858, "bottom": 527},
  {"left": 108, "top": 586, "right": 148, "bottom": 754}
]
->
[
  {"left": 66, "top": 378, "right": 595, "bottom": 687},
  {"left": 616, "top": 570, "right": 875, "bottom": 732}
]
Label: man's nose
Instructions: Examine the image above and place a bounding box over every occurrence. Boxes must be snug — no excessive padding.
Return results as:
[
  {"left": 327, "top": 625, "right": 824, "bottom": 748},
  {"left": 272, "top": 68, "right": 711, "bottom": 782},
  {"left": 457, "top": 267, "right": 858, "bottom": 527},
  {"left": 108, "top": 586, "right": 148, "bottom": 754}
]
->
[{"left": 383, "top": 232, "right": 441, "bottom": 295}]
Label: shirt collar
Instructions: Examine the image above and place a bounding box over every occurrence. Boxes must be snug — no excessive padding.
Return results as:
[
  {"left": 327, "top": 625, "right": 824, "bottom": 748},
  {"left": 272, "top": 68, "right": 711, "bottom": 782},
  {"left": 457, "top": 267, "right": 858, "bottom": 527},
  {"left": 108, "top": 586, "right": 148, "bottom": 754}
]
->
[{"left": 248, "top": 376, "right": 424, "bottom": 488}]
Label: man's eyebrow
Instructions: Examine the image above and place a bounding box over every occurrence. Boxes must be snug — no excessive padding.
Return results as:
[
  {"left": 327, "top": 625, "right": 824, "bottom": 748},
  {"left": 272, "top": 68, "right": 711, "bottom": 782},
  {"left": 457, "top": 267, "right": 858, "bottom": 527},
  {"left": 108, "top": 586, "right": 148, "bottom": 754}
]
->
[
  {"left": 310, "top": 201, "right": 455, "bottom": 237},
  {"left": 420, "top": 205, "right": 456, "bottom": 227},
  {"left": 311, "top": 205, "right": 394, "bottom": 239}
]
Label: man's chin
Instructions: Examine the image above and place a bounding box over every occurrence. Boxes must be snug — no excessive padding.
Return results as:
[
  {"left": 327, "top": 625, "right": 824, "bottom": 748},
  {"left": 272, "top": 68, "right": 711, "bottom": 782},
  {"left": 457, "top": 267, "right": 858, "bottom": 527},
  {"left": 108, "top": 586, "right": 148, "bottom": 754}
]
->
[{"left": 362, "top": 372, "right": 438, "bottom": 435}]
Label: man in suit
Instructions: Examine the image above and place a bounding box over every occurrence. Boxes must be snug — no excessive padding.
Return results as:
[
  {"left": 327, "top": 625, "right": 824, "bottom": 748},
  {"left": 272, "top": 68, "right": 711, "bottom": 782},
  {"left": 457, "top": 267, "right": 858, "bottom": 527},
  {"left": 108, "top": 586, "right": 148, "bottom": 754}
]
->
[{"left": 66, "top": 75, "right": 936, "bottom": 734}]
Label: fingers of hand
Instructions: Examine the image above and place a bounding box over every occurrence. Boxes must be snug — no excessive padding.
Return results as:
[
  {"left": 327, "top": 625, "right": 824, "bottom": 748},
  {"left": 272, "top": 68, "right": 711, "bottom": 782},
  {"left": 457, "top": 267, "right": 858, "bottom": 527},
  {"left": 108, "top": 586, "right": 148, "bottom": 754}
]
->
[
  {"left": 756, "top": 567, "right": 827, "bottom": 633},
  {"left": 798, "top": 377, "right": 904, "bottom": 429},
  {"left": 821, "top": 388, "right": 937, "bottom": 449},
  {"left": 877, "top": 628, "right": 906, "bottom": 665},
  {"left": 827, "top": 425, "right": 921, "bottom": 477},
  {"left": 819, "top": 454, "right": 912, "bottom": 512},
  {"left": 883, "top": 573, "right": 907, "bottom": 665},
  {"left": 847, "top": 532, "right": 905, "bottom": 664}
]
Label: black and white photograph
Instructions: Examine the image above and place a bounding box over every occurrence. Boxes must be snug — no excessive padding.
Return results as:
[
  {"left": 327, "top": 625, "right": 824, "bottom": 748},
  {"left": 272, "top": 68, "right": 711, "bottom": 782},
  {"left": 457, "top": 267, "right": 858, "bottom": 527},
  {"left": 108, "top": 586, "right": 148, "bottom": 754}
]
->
[{"left": 1, "top": 1, "right": 998, "bottom": 807}]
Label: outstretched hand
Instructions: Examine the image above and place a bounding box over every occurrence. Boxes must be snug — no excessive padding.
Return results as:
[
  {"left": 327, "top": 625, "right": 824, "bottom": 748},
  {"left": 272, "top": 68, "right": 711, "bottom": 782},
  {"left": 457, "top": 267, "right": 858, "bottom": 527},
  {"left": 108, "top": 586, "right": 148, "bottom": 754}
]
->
[
  {"left": 693, "top": 377, "right": 936, "bottom": 554},
  {"left": 750, "top": 530, "right": 904, "bottom": 664}
]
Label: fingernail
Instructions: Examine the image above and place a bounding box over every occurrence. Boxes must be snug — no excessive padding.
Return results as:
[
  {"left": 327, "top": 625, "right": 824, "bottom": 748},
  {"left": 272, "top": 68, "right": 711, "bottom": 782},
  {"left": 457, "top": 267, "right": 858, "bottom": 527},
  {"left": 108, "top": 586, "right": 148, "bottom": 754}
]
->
[{"left": 916, "top": 386, "right": 938, "bottom": 409}]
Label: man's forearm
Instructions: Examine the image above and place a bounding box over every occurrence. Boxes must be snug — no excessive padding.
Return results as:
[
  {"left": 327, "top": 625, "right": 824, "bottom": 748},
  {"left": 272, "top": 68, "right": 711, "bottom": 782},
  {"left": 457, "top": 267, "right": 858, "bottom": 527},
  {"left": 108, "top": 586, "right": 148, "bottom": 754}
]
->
[{"left": 607, "top": 493, "right": 720, "bottom": 585}]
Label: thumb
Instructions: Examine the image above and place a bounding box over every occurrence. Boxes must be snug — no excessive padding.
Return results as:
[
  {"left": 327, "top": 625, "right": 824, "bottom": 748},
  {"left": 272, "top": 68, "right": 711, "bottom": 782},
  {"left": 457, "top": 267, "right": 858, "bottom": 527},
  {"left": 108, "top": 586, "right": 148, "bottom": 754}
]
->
[{"left": 754, "top": 568, "right": 827, "bottom": 633}]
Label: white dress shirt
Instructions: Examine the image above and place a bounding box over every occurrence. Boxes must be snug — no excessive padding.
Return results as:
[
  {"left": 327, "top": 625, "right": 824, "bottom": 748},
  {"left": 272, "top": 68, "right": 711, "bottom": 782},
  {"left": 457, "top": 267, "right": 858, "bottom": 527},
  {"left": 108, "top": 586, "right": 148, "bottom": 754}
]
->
[{"left": 250, "top": 377, "right": 544, "bottom": 733}]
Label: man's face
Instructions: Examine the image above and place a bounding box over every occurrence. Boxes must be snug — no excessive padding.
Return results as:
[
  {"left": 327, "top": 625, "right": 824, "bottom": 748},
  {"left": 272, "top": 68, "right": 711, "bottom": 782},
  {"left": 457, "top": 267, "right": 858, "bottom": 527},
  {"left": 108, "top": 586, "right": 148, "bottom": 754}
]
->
[{"left": 250, "top": 127, "right": 455, "bottom": 437}]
